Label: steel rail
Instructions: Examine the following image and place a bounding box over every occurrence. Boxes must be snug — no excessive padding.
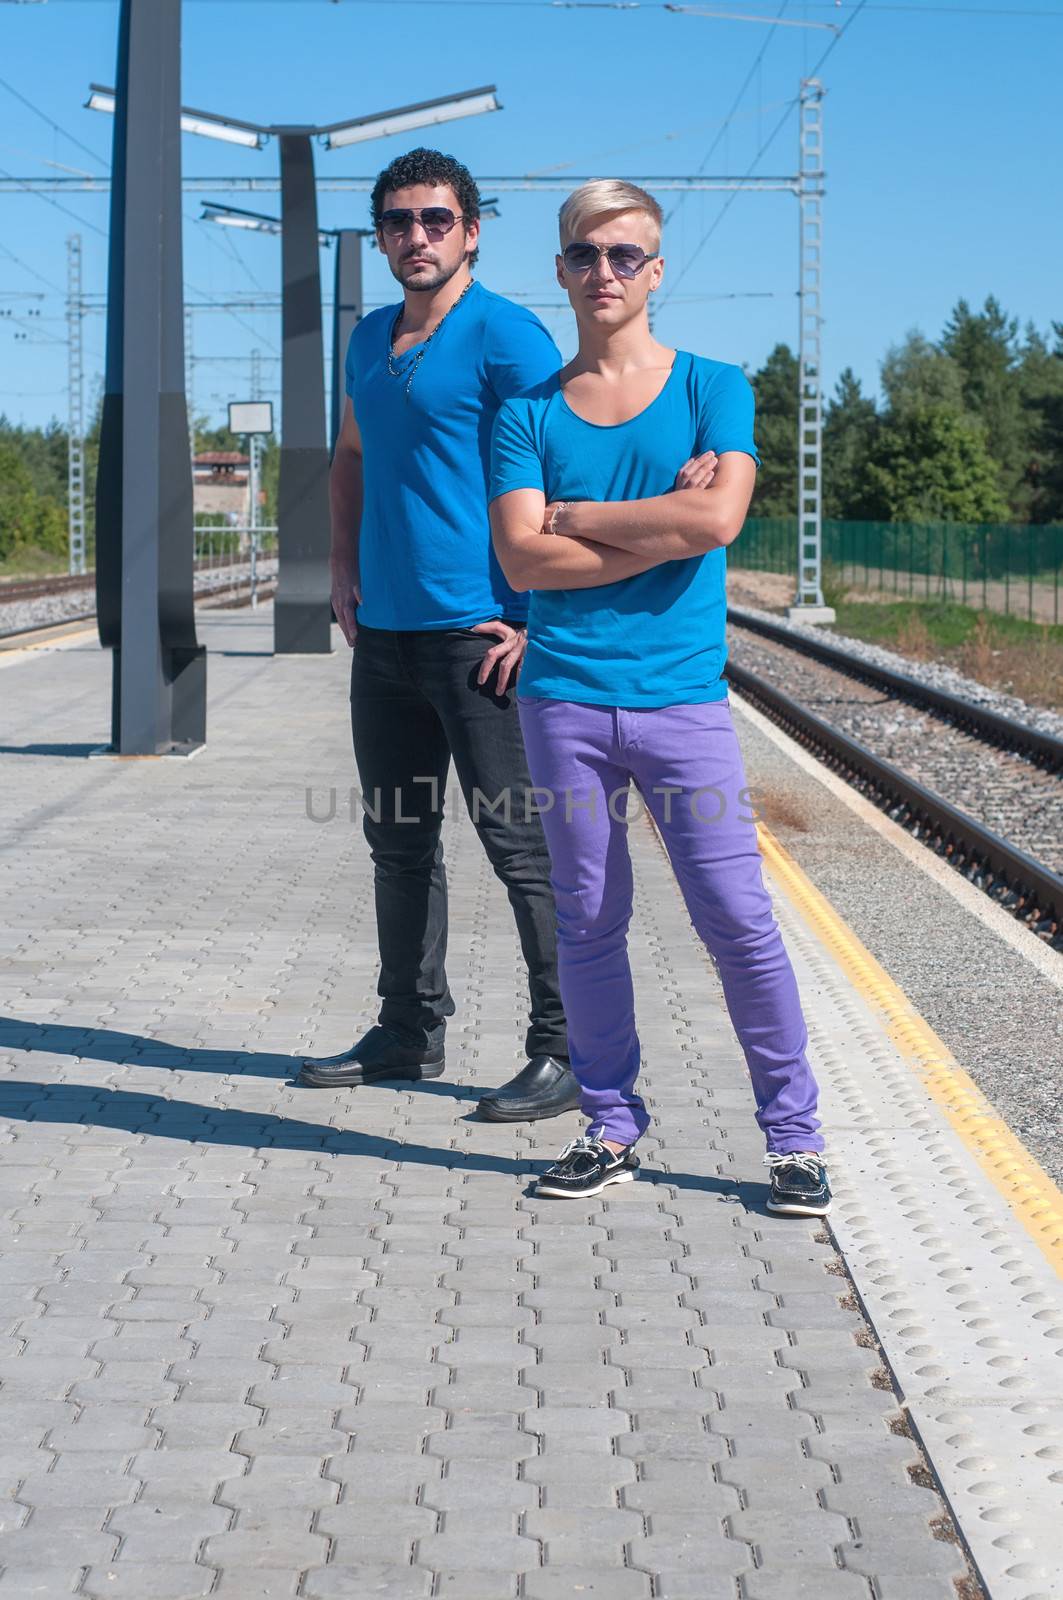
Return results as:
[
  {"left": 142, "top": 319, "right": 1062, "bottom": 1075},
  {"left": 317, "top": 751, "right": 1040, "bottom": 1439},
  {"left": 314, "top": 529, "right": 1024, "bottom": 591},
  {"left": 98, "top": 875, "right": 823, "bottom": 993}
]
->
[
  {"left": 0, "top": 573, "right": 93, "bottom": 605},
  {"left": 725, "top": 658, "right": 1063, "bottom": 945},
  {"left": 728, "top": 605, "right": 1063, "bottom": 771},
  {"left": 0, "top": 578, "right": 277, "bottom": 646},
  {"left": 0, "top": 558, "right": 273, "bottom": 609}
]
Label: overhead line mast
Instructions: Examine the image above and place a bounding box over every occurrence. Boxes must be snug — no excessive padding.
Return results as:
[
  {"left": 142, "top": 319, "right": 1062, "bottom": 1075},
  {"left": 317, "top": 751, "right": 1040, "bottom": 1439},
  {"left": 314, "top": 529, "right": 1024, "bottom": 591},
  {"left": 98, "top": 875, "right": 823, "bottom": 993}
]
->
[
  {"left": 66, "top": 233, "right": 86, "bottom": 578},
  {"left": 793, "top": 78, "right": 830, "bottom": 619}
]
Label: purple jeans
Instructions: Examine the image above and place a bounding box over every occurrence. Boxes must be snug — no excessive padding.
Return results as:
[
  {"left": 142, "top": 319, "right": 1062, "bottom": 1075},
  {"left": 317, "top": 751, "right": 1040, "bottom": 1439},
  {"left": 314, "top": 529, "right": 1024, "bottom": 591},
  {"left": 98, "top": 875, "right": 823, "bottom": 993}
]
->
[{"left": 516, "top": 695, "right": 823, "bottom": 1154}]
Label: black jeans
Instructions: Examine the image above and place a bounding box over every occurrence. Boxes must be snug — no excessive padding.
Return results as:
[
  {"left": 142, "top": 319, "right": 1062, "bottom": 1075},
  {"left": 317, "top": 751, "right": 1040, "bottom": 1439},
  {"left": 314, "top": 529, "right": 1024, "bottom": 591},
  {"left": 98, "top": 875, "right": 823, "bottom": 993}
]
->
[{"left": 349, "top": 622, "right": 568, "bottom": 1060}]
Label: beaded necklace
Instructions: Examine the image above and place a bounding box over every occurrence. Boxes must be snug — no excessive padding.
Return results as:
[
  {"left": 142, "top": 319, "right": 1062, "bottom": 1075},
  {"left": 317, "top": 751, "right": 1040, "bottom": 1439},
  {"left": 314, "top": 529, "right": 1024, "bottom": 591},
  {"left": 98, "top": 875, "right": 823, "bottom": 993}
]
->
[{"left": 387, "top": 278, "right": 475, "bottom": 401}]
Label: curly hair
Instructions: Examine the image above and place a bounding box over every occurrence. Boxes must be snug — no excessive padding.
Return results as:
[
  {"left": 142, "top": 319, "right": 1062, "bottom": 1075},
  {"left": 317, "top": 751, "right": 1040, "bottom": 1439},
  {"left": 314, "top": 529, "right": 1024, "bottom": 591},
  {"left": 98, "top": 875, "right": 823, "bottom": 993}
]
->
[{"left": 371, "top": 147, "right": 481, "bottom": 267}]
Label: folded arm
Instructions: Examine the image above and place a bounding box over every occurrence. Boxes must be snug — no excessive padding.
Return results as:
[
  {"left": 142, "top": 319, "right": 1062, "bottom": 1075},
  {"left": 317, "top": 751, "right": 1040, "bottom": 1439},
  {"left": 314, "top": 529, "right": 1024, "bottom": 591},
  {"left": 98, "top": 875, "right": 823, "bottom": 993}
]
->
[
  {"left": 550, "top": 451, "right": 757, "bottom": 562},
  {"left": 490, "top": 488, "right": 665, "bottom": 593}
]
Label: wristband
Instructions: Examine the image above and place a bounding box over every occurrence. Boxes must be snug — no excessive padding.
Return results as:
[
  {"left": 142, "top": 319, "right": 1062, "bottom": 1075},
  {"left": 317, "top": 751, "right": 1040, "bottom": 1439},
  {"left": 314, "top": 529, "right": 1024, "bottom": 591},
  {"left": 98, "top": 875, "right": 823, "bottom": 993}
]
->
[{"left": 548, "top": 501, "right": 570, "bottom": 536}]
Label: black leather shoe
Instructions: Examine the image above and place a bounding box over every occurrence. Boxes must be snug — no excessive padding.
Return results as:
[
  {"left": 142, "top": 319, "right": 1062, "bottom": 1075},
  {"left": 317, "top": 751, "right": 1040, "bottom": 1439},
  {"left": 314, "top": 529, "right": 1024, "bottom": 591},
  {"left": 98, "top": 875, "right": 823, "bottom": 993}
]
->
[
  {"left": 297, "top": 1025, "right": 445, "bottom": 1088},
  {"left": 477, "top": 1055, "right": 581, "bottom": 1123}
]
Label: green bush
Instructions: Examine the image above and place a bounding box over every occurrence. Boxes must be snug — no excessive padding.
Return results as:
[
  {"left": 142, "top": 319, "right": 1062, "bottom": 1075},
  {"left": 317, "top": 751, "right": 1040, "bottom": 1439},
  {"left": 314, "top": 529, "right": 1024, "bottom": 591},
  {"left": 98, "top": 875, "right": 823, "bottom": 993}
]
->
[{"left": 0, "top": 441, "right": 67, "bottom": 562}]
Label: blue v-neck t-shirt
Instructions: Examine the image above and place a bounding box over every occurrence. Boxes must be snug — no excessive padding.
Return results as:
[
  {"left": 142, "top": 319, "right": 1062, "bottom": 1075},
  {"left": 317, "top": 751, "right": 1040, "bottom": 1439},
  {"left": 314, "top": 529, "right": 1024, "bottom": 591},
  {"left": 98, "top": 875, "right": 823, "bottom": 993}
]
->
[
  {"left": 488, "top": 350, "right": 759, "bottom": 708},
  {"left": 345, "top": 280, "right": 560, "bottom": 630}
]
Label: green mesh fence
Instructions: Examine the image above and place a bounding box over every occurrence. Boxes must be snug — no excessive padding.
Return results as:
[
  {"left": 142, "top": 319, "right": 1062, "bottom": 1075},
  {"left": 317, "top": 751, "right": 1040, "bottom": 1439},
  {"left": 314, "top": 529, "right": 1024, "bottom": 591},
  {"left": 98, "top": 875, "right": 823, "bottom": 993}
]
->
[{"left": 731, "top": 518, "right": 1063, "bottom": 625}]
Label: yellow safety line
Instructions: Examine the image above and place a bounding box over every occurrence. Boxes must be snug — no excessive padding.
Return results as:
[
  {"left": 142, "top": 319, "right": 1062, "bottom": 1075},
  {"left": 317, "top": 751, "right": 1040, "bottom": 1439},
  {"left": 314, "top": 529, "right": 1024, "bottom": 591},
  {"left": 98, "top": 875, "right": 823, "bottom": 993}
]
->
[
  {"left": 0, "top": 624, "right": 98, "bottom": 655},
  {"left": 757, "top": 822, "right": 1063, "bottom": 1279}
]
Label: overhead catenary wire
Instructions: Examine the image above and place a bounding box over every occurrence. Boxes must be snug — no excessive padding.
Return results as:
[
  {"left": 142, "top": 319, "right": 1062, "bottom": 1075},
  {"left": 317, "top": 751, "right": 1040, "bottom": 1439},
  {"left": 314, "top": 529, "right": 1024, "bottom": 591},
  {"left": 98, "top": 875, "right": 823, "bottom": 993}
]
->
[
  {"left": 0, "top": 142, "right": 99, "bottom": 178},
  {"left": 0, "top": 76, "right": 109, "bottom": 171},
  {"left": 210, "top": 220, "right": 273, "bottom": 296},
  {"left": 0, "top": 239, "right": 62, "bottom": 294},
  {"left": 0, "top": 106, "right": 280, "bottom": 355},
  {"left": 184, "top": 284, "right": 282, "bottom": 356},
  {"left": 6, "top": 0, "right": 1059, "bottom": 11},
  {"left": 149, "top": 0, "right": 1063, "bottom": 13},
  {"left": 2, "top": 311, "right": 65, "bottom": 346},
  {"left": 188, "top": 211, "right": 282, "bottom": 350},
  {"left": 664, "top": 6, "right": 835, "bottom": 30},
  {"left": 665, "top": 0, "right": 791, "bottom": 227},
  {"left": 526, "top": 96, "right": 792, "bottom": 177},
  {"left": 659, "top": 0, "right": 870, "bottom": 306},
  {"left": 0, "top": 162, "right": 107, "bottom": 237}
]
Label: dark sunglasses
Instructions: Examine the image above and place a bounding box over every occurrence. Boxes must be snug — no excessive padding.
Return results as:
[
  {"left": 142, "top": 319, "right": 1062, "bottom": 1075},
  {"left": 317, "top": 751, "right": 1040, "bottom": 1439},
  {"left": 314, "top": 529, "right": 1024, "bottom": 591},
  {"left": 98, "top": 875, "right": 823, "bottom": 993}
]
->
[
  {"left": 377, "top": 206, "right": 466, "bottom": 241},
  {"left": 562, "top": 241, "right": 658, "bottom": 279}
]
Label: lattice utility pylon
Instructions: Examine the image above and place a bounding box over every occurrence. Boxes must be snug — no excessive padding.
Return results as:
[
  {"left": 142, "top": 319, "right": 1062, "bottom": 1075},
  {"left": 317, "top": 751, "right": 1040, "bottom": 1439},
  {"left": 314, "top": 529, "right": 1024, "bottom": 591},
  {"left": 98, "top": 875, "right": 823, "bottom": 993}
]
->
[
  {"left": 796, "top": 78, "right": 826, "bottom": 609},
  {"left": 66, "top": 234, "right": 87, "bottom": 578}
]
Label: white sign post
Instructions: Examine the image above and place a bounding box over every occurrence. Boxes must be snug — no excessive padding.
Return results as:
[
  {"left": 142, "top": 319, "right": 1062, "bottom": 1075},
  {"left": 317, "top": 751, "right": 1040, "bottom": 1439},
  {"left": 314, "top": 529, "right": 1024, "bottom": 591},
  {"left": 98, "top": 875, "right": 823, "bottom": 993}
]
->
[{"left": 229, "top": 400, "right": 273, "bottom": 608}]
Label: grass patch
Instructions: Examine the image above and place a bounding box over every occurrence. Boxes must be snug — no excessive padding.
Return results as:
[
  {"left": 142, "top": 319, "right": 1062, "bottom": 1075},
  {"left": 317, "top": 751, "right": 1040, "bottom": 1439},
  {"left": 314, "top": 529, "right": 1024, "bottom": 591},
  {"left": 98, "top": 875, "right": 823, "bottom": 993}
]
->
[
  {"left": 0, "top": 546, "right": 80, "bottom": 582},
  {"left": 831, "top": 598, "right": 1061, "bottom": 653},
  {"left": 828, "top": 599, "right": 1063, "bottom": 712}
]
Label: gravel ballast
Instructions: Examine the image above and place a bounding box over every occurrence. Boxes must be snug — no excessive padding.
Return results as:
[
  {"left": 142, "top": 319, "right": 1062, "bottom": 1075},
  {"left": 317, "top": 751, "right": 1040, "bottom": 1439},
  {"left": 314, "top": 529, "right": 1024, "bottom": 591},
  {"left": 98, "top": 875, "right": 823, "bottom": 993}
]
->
[
  {"left": 729, "top": 601, "right": 1063, "bottom": 740},
  {"left": 729, "top": 616, "right": 1063, "bottom": 875}
]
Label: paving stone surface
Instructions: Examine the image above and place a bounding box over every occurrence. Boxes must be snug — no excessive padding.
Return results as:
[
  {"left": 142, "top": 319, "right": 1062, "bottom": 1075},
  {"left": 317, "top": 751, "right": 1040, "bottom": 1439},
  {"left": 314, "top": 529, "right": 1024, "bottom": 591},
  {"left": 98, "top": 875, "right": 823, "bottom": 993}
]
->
[{"left": 0, "top": 614, "right": 974, "bottom": 1597}]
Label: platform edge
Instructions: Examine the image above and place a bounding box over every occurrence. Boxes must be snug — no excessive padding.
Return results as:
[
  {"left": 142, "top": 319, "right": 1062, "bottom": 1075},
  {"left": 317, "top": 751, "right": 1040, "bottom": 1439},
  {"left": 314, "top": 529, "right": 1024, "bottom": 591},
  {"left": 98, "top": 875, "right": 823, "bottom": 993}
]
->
[{"left": 758, "top": 822, "right": 1063, "bottom": 1278}]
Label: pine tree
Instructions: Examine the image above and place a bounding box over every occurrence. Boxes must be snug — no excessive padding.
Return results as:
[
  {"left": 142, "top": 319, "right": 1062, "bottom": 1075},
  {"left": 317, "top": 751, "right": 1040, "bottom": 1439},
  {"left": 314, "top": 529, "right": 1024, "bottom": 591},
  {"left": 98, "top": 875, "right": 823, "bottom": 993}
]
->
[
  {"left": 824, "top": 368, "right": 878, "bottom": 519},
  {"left": 748, "top": 343, "right": 798, "bottom": 516},
  {"left": 941, "top": 296, "right": 1027, "bottom": 515},
  {"left": 1017, "top": 321, "right": 1063, "bottom": 523}
]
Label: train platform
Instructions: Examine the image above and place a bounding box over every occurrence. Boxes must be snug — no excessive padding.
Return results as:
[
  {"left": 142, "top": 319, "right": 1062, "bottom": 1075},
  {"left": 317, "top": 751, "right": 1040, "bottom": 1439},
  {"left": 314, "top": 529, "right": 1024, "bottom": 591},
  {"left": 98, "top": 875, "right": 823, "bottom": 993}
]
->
[{"left": 1, "top": 608, "right": 1061, "bottom": 1600}]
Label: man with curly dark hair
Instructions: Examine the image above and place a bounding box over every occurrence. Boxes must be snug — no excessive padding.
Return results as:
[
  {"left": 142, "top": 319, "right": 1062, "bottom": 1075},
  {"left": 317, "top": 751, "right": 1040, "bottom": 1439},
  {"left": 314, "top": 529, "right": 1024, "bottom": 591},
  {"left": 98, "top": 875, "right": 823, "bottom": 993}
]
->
[{"left": 298, "top": 147, "right": 580, "bottom": 1124}]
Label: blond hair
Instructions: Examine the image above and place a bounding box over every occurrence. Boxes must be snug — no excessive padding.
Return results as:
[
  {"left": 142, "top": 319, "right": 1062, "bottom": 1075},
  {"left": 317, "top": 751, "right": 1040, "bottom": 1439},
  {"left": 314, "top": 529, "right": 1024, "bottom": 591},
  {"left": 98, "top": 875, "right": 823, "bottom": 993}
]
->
[{"left": 558, "top": 179, "right": 663, "bottom": 251}]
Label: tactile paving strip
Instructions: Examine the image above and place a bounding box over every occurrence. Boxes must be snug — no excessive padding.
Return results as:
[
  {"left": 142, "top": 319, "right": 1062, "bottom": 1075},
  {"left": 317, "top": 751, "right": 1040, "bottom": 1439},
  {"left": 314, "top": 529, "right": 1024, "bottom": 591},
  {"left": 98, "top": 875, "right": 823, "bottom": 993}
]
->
[{"left": 764, "top": 858, "right": 1063, "bottom": 1600}]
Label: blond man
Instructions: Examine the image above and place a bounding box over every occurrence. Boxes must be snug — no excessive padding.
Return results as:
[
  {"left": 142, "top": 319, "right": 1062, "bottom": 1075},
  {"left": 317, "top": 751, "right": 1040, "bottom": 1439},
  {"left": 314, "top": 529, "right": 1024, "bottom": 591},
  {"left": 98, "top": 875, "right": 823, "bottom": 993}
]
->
[{"left": 487, "top": 180, "right": 830, "bottom": 1212}]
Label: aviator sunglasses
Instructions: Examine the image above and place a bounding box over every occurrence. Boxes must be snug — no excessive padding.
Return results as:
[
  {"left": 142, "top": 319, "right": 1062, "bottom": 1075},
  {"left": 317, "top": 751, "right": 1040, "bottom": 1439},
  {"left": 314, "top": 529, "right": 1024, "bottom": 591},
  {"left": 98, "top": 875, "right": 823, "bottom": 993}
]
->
[
  {"left": 561, "top": 241, "right": 658, "bottom": 279},
  {"left": 377, "top": 206, "right": 467, "bottom": 241}
]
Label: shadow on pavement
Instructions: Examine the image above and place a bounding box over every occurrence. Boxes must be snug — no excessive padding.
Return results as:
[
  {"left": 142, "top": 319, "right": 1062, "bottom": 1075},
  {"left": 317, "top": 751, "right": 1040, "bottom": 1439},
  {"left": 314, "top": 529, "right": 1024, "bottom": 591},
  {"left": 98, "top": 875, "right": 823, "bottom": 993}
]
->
[
  {"left": 0, "top": 743, "right": 102, "bottom": 758},
  {"left": 1, "top": 1016, "right": 301, "bottom": 1079},
  {"left": 0, "top": 1079, "right": 539, "bottom": 1174},
  {"left": 0, "top": 1018, "right": 755, "bottom": 1197},
  {"left": 0, "top": 1016, "right": 476, "bottom": 1103}
]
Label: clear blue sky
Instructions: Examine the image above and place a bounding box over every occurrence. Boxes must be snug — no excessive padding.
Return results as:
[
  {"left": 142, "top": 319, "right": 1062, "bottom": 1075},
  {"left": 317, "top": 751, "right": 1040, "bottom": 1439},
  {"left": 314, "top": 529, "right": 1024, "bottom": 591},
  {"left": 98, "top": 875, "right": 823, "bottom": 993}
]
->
[{"left": 1, "top": 0, "right": 1060, "bottom": 431}]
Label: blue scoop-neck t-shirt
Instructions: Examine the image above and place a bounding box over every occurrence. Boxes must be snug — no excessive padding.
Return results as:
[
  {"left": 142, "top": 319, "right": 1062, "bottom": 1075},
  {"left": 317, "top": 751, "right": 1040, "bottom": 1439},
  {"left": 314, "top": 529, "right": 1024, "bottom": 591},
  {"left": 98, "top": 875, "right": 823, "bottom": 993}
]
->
[
  {"left": 345, "top": 279, "right": 561, "bottom": 631},
  {"left": 488, "top": 350, "right": 759, "bottom": 708}
]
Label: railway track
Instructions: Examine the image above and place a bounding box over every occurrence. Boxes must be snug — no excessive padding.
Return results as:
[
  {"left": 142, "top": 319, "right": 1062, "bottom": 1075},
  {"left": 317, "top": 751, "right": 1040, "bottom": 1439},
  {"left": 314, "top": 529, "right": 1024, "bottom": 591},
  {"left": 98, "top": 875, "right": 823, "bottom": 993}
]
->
[
  {"left": 0, "top": 572, "right": 93, "bottom": 605},
  {"left": 0, "top": 575, "right": 277, "bottom": 647},
  {"left": 728, "top": 605, "right": 1062, "bottom": 768},
  {"left": 0, "top": 557, "right": 257, "bottom": 607},
  {"left": 726, "top": 606, "right": 1063, "bottom": 947}
]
